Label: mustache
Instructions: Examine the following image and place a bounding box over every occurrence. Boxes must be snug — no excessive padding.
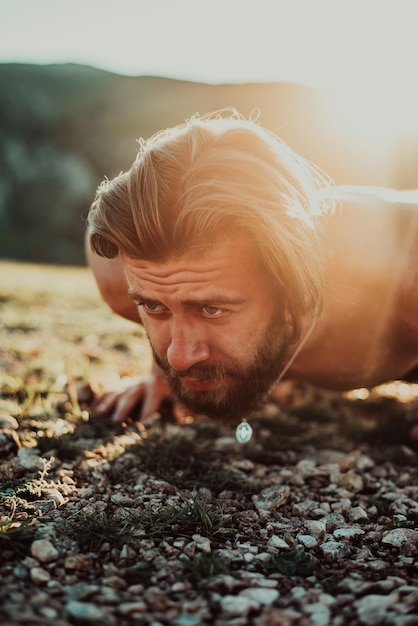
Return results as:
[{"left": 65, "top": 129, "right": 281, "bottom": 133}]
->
[{"left": 152, "top": 352, "right": 238, "bottom": 381}]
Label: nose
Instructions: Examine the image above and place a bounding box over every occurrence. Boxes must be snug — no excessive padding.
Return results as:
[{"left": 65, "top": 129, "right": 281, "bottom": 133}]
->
[{"left": 166, "top": 322, "right": 210, "bottom": 372}]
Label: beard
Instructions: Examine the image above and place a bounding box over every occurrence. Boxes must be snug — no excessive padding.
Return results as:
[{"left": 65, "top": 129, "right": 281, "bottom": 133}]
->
[{"left": 150, "top": 316, "right": 289, "bottom": 422}]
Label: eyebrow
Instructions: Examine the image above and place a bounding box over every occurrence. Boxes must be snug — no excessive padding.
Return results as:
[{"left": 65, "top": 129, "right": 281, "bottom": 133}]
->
[{"left": 128, "top": 290, "right": 246, "bottom": 307}]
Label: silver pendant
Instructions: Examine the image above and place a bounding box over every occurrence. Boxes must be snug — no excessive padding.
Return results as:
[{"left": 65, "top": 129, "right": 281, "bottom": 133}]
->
[{"left": 235, "top": 420, "right": 253, "bottom": 444}]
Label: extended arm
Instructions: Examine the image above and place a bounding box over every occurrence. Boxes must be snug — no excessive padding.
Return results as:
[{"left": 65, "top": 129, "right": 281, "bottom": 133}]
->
[
  {"left": 85, "top": 229, "right": 176, "bottom": 423},
  {"left": 85, "top": 229, "right": 139, "bottom": 323}
]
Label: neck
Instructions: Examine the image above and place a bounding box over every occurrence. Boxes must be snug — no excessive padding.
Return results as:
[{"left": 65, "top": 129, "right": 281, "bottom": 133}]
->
[{"left": 276, "top": 315, "right": 318, "bottom": 385}]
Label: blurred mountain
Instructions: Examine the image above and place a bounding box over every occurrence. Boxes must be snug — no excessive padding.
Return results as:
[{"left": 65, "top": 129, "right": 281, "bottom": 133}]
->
[{"left": 0, "top": 62, "right": 415, "bottom": 265}]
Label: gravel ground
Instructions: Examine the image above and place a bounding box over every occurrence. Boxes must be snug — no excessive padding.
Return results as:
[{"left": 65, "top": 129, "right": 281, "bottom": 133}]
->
[
  {"left": 1, "top": 380, "right": 418, "bottom": 626},
  {"left": 1, "top": 262, "right": 418, "bottom": 625}
]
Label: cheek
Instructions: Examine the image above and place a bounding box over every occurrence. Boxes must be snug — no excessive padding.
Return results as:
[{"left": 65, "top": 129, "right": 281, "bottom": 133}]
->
[{"left": 142, "top": 320, "right": 169, "bottom": 354}]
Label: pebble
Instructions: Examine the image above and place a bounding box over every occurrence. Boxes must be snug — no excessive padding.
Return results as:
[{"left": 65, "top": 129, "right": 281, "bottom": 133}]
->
[
  {"left": 192, "top": 533, "right": 211, "bottom": 553},
  {"left": 17, "top": 446, "right": 43, "bottom": 470},
  {"left": 3, "top": 396, "right": 418, "bottom": 626},
  {"left": 31, "top": 539, "right": 59, "bottom": 563},
  {"left": 355, "top": 592, "right": 400, "bottom": 624},
  {"left": 266, "top": 534, "right": 290, "bottom": 549},
  {"left": 67, "top": 583, "right": 100, "bottom": 600},
  {"left": 320, "top": 541, "right": 351, "bottom": 560},
  {"left": 0, "top": 414, "right": 19, "bottom": 429},
  {"left": 348, "top": 506, "right": 369, "bottom": 522},
  {"left": 304, "top": 601, "right": 331, "bottom": 626},
  {"left": 66, "top": 600, "right": 115, "bottom": 625},
  {"left": 381, "top": 528, "right": 418, "bottom": 550},
  {"left": 30, "top": 567, "right": 51, "bottom": 585},
  {"left": 321, "top": 513, "right": 346, "bottom": 531},
  {"left": 220, "top": 594, "right": 258, "bottom": 617},
  {"left": 304, "top": 519, "right": 326, "bottom": 539},
  {"left": 239, "top": 587, "right": 279, "bottom": 605},
  {"left": 297, "top": 534, "right": 318, "bottom": 549},
  {"left": 337, "top": 470, "right": 364, "bottom": 492},
  {"left": 253, "top": 486, "right": 290, "bottom": 512},
  {"left": 65, "top": 555, "right": 95, "bottom": 571},
  {"left": 333, "top": 527, "right": 365, "bottom": 540},
  {"left": 118, "top": 601, "right": 147, "bottom": 615}
]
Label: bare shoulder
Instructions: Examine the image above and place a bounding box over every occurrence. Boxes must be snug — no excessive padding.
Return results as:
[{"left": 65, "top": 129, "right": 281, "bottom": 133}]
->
[
  {"left": 321, "top": 185, "right": 418, "bottom": 342},
  {"left": 85, "top": 230, "right": 140, "bottom": 323}
]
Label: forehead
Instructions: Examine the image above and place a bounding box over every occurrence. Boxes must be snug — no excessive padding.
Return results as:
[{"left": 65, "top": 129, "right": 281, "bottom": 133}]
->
[{"left": 122, "top": 236, "right": 271, "bottom": 297}]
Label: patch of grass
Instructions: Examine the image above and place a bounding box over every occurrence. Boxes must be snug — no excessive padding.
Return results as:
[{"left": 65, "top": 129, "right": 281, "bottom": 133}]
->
[
  {"left": 181, "top": 552, "right": 228, "bottom": 582},
  {"left": 137, "top": 490, "right": 234, "bottom": 542},
  {"left": 62, "top": 508, "right": 138, "bottom": 553},
  {"left": 63, "top": 491, "right": 234, "bottom": 553},
  {"left": 0, "top": 500, "right": 37, "bottom": 560},
  {"left": 108, "top": 433, "right": 255, "bottom": 494},
  {"left": 261, "top": 548, "right": 316, "bottom": 577}
]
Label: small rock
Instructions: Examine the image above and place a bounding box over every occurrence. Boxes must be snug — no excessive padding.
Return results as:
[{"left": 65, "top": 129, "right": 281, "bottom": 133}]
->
[
  {"left": 348, "top": 506, "right": 369, "bottom": 522},
  {"left": 192, "top": 533, "right": 211, "bottom": 553},
  {"left": 333, "top": 528, "right": 365, "bottom": 540},
  {"left": 338, "top": 470, "right": 364, "bottom": 492},
  {"left": 257, "top": 608, "right": 302, "bottom": 626},
  {"left": 172, "top": 614, "right": 206, "bottom": 626},
  {"left": 65, "top": 554, "right": 95, "bottom": 571},
  {"left": 234, "top": 510, "right": 259, "bottom": 526},
  {"left": 102, "top": 575, "right": 127, "bottom": 590},
  {"left": 17, "top": 446, "right": 43, "bottom": 470},
  {"left": 304, "top": 519, "right": 326, "bottom": 539},
  {"left": 13, "top": 565, "right": 29, "bottom": 580},
  {"left": 321, "top": 513, "right": 346, "bottom": 531},
  {"left": 30, "top": 567, "right": 51, "bottom": 585},
  {"left": 0, "top": 414, "right": 19, "bottom": 429},
  {"left": 220, "top": 594, "right": 258, "bottom": 617},
  {"left": 267, "top": 535, "right": 289, "bottom": 550},
  {"left": 39, "top": 606, "right": 58, "bottom": 619},
  {"left": 320, "top": 541, "right": 350, "bottom": 560},
  {"left": 355, "top": 592, "right": 399, "bottom": 625},
  {"left": 297, "top": 534, "right": 318, "bottom": 549},
  {"left": 118, "top": 601, "right": 147, "bottom": 615},
  {"left": 217, "top": 549, "right": 245, "bottom": 566},
  {"left": 31, "top": 539, "right": 59, "bottom": 563},
  {"left": 253, "top": 486, "right": 290, "bottom": 512},
  {"left": 382, "top": 529, "right": 418, "bottom": 550},
  {"left": 305, "top": 601, "right": 331, "bottom": 626},
  {"left": 239, "top": 587, "right": 279, "bottom": 605},
  {"left": 110, "top": 492, "right": 135, "bottom": 506},
  {"left": 67, "top": 583, "right": 100, "bottom": 600},
  {"left": 66, "top": 600, "right": 113, "bottom": 624},
  {"left": 144, "top": 586, "right": 175, "bottom": 611}
]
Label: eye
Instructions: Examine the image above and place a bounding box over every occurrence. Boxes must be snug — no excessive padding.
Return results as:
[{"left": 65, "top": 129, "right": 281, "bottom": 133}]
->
[
  {"left": 202, "top": 305, "right": 226, "bottom": 318},
  {"left": 140, "top": 301, "right": 168, "bottom": 315}
]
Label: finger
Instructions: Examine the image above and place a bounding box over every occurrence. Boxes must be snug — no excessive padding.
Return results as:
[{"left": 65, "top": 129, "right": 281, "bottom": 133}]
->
[
  {"left": 94, "top": 392, "right": 119, "bottom": 414},
  {"left": 139, "top": 374, "right": 174, "bottom": 424},
  {"left": 140, "top": 388, "right": 163, "bottom": 425},
  {"left": 112, "top": 386, "right": 145, "bottom": 423}
]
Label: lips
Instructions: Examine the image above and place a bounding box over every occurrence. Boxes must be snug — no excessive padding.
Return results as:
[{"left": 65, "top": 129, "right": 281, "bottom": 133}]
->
[{"left": 180, "top": 376, "right": 223, "bottom": 391}]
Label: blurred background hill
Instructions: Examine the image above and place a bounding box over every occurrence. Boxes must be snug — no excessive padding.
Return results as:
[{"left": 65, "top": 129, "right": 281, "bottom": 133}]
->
[{"left": 1, "top": 61, "right": 417, "bottom": 266}]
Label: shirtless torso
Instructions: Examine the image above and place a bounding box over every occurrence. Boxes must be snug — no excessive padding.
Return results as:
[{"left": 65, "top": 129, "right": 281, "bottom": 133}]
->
[{"left": 288, "top": 187, "right": 418, "bottom": 389}]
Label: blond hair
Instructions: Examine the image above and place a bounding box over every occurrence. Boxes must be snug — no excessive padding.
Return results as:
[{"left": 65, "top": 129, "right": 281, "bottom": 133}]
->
[{"left": 88, "top": 109, "right": 333, "bottom": 342}]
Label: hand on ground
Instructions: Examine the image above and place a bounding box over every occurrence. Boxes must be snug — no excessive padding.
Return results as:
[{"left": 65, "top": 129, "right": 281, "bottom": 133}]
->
[{"left": 93, "top": 370, "right": 176, "bottom": 425}]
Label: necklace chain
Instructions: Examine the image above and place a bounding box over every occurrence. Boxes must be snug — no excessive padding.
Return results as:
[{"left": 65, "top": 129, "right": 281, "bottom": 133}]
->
[{"left": 235, "top": 315, "right": 318, "bottom": 443}]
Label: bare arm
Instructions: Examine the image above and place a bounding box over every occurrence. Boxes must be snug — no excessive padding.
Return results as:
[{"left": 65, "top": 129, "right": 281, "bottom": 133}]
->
[
  {"left": 84, "top": 228, "right": 139, "bottom": 323},
  {"left": 85, "top": 229, "right": 182, "bottom": 423}
]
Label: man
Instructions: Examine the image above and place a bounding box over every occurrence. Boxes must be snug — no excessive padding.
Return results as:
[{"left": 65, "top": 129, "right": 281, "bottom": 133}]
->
[{"left": 86, "top": 109, "right": 418, "bottom": 426}]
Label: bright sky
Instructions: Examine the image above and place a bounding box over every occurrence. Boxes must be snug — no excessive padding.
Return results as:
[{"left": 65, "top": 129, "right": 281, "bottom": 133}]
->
[{"left": 1, "top": 0, "right": 418, "bottom": 135}]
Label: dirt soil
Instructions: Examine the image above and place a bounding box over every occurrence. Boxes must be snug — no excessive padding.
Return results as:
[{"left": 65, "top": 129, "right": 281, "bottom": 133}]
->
[{"left": 1, "top": 261, "right": 418, "bottom": 626}]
